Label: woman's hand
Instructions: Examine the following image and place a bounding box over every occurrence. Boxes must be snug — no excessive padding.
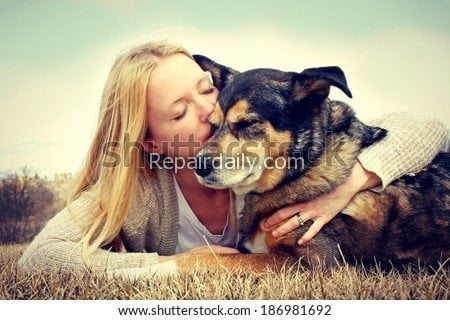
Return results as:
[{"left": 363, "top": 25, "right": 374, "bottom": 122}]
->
[
  {"left": 264, "top": 161, "right": 382, "bottom": 245},
  {"left": 159, "top": 245, "right": 239, "bottom": 263},
  {"left": 183, "top": 244, "right": 240, "bottom": 255}
]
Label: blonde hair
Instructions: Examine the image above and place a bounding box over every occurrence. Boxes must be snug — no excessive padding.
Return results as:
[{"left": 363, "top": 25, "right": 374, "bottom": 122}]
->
[{"left": 67, "top": 40, "right": 192, "bottom": 263}]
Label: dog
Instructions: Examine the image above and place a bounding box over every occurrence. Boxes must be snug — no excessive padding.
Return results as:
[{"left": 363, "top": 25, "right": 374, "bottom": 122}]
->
[{"left": 183, "top": 54, "right": 450, "bottom": 270}]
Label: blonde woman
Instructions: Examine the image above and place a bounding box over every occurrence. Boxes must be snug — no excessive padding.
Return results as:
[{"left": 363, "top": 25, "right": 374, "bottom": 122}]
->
[{"left": 18, "top": 41, "right": 448, "bottom": 278}]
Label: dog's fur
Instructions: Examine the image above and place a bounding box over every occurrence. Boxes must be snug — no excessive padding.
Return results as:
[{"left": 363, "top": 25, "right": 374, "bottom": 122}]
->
[{"left": 178, "top": 55, "right": 449, "bottom": 271}]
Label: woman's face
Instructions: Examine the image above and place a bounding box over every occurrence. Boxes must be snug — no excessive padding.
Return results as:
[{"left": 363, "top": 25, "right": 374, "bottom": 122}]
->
[{"left": 146, "top": 53, "right": 218, "bottom": 159}]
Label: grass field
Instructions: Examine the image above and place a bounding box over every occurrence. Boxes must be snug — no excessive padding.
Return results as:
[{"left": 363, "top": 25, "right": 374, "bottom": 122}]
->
[{"left": 1, "top": 243, "right": 448, "bottom": 299}]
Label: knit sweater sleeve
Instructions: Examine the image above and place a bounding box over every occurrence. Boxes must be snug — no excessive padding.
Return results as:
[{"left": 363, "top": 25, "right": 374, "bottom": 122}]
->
[
  {"left": 17, "top": 190, "right": 164, "bottom": 279},
  {"left": 358, "top": 112, "right": 449, "bottom": 190}
]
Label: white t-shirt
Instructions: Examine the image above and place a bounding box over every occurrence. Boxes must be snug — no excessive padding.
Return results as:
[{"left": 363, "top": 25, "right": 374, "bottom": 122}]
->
[{"left": 174, "top": 175, "right": 245, "bottom": 253}]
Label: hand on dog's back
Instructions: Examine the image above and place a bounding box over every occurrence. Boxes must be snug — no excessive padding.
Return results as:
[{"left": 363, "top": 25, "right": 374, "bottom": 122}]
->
[
  {"left": 158, "top": 245, "right": 239, "bottom": 264},
  {"left": 183, "top": 245, "right": 240, "bottom": 255}
]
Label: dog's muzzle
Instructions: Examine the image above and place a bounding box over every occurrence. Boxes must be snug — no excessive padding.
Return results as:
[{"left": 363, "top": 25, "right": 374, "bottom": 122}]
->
[{"left": 194, "top": 155, "right": 214, "bottom": 178}]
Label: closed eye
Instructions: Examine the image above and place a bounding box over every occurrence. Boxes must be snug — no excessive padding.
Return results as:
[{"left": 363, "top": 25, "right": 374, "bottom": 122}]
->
[
  {"left": 173, "top": 104, "right": 190, "bottom": 121},
  {"left": 202, "top": 87, "right": 216, "bottom": 95},
  {"left": 234, "top": 119, "right": 260, "bottom": 130}
]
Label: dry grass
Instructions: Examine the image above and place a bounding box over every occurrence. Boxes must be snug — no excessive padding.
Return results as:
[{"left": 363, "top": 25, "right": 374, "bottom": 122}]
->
[{"left": 1, "top": 243, "right": 448, "bottom": 299}]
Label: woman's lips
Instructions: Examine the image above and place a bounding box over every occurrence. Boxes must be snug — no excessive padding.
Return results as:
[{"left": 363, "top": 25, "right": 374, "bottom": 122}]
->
[
  {"left": 203, "top": 125, "right": 216, "bottom": 144},
  {"left": 203, "top": 133, "right": 213, "bottom": 145}
]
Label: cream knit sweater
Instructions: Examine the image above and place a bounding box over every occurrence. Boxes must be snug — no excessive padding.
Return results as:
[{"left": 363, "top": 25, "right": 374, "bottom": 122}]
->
[{"left": 17, "top": 113, "right": 448, "bottom": 278}]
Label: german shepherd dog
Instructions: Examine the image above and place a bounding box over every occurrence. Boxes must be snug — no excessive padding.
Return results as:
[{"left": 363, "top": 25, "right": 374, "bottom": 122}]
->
[{"left": 179, "top": 54, "right": 450, "bottom": 270}]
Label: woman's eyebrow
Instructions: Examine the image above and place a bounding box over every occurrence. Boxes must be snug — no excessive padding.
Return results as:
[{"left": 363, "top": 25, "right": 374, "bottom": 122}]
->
[
  {"left": 167, "top": 97, "right": 184, "bottom": 111},
  {"left": 197, "top": 71, "right": 213, "bottom": 87}
]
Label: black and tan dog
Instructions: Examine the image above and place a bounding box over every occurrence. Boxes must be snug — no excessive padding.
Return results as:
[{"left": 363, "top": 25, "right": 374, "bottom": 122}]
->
[{"left": 181, "top": 55, "right": 449, "bottom": 270}]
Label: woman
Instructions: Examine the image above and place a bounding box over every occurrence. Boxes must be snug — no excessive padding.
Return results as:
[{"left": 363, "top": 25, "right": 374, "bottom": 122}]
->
[{"left": 18, "top": 41, "right": 448, "bottom": 278}]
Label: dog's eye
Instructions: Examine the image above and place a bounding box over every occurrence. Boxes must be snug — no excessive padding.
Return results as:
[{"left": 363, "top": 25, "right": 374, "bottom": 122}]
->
[{"left": 235, "top": 119, "right": 260, "bottom": 131}]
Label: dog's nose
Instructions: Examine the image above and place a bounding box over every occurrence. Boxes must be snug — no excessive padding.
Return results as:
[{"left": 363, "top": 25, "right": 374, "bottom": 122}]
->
[{"left": 194, "top": 155, "right": 214, "bottom": 178}]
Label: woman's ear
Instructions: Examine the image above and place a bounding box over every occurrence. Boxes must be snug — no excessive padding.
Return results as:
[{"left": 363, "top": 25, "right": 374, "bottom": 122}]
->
[
  {"left": 142, "top": 131, "right": 163, "bottom": 154},
  {"left": 142, "top": 141, "right": 160, "bottom": 153}
]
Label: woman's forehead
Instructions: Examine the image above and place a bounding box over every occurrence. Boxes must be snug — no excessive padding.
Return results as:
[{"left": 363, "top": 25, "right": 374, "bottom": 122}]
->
[
  {"left": 147, "top": 54, "right": 205, "bottom": 110},
  {"left": 155, "top": 54, "right": 201, "bottom": 82}
]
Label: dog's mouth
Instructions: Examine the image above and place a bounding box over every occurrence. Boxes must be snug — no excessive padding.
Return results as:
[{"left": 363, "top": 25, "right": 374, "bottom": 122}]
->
[{"left": 200, "top": 171, "right": 255, "bottom": 189}]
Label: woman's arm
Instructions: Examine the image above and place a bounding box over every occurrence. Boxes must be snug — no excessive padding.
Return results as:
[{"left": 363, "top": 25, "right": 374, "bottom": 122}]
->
[
  {"left": 17, "top": 191, "right": 161, "bottom": 279},
  {"left": 18, "top": 190, "right": 240, "bottom": 279},
  {"left": 359, "top": 112, "right": 448, "bottom": 190},
  {"left": 265, "top": 113, "right": 448, "bottom": 243}
]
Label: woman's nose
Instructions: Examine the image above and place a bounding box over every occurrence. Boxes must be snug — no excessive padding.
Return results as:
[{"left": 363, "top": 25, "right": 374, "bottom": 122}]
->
[{"left": 196, "top": 96, "right": 215, "bottom": 123}]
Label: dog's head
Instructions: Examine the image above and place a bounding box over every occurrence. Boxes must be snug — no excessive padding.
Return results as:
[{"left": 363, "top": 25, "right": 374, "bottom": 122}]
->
[{"left": 193, "top": 55, "right": 382, "bottom": 194}]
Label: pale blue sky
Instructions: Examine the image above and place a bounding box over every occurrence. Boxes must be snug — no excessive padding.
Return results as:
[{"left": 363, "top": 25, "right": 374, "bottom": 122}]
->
[{"left": 1, "top": 0, "right": 449, "bottom": 176}]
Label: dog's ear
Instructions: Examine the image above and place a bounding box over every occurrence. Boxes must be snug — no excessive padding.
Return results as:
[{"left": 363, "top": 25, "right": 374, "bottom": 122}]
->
[
  {"left": 292, "top": 66, "right": 352, "bottom": 108},
  {"left": 193, "top": 54, "right": 239, "bottom": 90},
  {"left": 361, "top": 125, "right": 387, "bottom": 148}
]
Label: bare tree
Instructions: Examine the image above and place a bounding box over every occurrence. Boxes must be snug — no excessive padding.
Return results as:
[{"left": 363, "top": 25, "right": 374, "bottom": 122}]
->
[{"left": 0, "top": 167, "right": 55, "bottom": 243}]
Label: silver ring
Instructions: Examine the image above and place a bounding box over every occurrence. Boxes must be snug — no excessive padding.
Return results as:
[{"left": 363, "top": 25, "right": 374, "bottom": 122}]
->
[{"left": 296, "top": 212, "right": 305, "bottom": 226}]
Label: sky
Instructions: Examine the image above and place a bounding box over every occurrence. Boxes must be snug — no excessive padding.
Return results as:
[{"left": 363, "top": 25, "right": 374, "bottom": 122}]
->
[{"left": 1, "top": 0, "right": 449, "bottom": 177}]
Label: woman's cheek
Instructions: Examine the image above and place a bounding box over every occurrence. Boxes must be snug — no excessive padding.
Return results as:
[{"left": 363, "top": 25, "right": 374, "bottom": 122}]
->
[{"left": 169, "top": 129, "right": 199, "bottom": 158}]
